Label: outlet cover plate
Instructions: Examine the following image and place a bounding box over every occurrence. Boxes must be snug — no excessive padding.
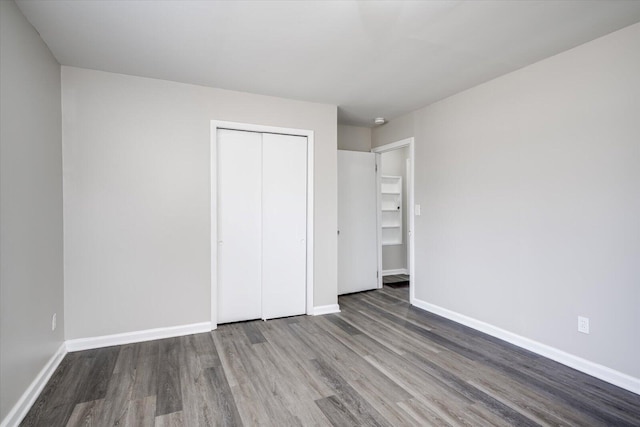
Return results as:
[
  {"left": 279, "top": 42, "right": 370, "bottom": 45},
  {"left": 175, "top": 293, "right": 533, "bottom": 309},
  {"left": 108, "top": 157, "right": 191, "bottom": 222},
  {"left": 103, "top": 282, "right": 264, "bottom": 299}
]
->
[{"left": 578, "top": 316, "right": 589, "bottom": 334}]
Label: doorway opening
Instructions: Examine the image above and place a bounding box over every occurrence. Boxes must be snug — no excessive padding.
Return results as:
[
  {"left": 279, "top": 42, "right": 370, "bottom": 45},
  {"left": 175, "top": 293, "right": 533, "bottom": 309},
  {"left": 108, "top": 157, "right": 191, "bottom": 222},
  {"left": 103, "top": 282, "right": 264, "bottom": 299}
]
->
[{"left": 372, "top": 138, "right": 415, "bottom": 304}]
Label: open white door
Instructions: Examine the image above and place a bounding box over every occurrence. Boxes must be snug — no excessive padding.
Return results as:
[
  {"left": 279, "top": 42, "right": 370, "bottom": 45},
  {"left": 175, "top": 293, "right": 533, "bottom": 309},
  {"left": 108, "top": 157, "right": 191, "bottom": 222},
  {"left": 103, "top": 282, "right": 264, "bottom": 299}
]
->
[{"left": 338, "top": 150, "right": 378, "bottom": 295}]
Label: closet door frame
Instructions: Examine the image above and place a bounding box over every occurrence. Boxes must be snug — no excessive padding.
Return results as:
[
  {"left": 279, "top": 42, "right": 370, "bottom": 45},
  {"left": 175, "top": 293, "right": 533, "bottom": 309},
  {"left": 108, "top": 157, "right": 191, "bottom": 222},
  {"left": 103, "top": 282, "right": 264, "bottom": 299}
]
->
[{"left": 210, "top": 120, "right": 314, "bottom": 330}]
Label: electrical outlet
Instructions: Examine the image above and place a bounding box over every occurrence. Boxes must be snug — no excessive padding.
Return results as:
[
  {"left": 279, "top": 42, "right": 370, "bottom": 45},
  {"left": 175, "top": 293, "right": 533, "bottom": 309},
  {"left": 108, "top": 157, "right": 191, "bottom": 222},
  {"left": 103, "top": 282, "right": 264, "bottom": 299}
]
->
[
  {"left": 578, "top": 316, "right": 589, "bottom": 334},
  {"left": 52, "top": 313, "right": 57, "bottom": 331}
]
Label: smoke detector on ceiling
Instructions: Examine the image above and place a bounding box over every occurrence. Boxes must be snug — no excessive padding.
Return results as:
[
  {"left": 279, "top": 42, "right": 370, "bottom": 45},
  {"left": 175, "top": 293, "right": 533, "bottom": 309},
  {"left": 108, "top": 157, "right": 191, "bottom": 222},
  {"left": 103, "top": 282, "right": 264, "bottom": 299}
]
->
[{"left": 374, "top": 117, "right": 386, "bottom": 125}]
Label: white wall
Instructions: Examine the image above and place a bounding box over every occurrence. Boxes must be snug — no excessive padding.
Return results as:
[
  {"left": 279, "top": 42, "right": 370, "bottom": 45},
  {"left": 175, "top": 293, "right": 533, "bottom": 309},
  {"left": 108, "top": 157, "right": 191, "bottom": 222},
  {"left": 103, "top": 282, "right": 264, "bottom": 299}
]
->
[
  {"left": 0, "top": 0, "right": 64, "bottom": 420},
  {"left": 337, "top": 125, "right": 371, "bottom": 152},
  {"left": 62, "top": 67, "right": 337, "bottom": 340},
  {"left": 373, "top": 23, "right": 640, "bottom": 379},
  {"left": 381, "top": 147, "right": 409, "bottom": 271}
]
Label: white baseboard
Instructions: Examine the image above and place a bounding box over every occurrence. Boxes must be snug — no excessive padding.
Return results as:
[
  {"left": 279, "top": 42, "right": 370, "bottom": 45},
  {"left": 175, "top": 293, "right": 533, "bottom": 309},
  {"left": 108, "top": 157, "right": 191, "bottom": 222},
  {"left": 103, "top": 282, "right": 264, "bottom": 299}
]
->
[
  {"left": 65, "top": 322, "right": 212, "bottom": 352},
  {"left": 412, "top": 298, "right": 640, "bottom": 395},
  {"left": 312, "top": 304, "right": 341, "bottom": 316},
  {"left": 382, "top": 268, "right": 409, "bottom": 276},
  {"left": 1, "top": 343, "right": 67, "bottom": 427}
]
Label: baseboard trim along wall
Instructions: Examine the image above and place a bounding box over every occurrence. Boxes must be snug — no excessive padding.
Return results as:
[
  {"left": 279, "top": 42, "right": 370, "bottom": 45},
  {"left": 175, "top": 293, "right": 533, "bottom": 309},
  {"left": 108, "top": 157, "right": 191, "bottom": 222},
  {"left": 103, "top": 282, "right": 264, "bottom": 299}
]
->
[
  {"left": 65, "top": 322, "right": 212, "bottom": 352},
  {"left": 382, "top": 268, "right": 409, "bottom": 276},
  {"left": 312, "top": 304, "right": 341, "bottom": 316},
  {"left": 412, "top": 298, "right": 640, "bottom": 395},
  {"left": 1, "top": 343, "right": 67, "bottom": 427}
]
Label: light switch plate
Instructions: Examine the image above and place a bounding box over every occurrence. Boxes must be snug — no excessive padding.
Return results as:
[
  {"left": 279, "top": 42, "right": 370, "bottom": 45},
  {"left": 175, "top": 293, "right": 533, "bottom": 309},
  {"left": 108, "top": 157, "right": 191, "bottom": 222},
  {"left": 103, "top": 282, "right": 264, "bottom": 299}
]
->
[{"left": 415, "top": 204, "right": 421, "bottom": 216}]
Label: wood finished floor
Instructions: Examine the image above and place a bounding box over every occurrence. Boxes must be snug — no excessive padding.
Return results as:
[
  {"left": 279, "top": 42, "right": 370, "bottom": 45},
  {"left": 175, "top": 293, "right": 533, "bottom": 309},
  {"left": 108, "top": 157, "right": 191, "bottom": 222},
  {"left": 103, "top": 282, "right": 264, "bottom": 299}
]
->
[
  {"left": 22, "top": 285, "right": 640, "bottom": 426},
  {"left": 382, "top": 275, "right": 410, "bottom": 287}
]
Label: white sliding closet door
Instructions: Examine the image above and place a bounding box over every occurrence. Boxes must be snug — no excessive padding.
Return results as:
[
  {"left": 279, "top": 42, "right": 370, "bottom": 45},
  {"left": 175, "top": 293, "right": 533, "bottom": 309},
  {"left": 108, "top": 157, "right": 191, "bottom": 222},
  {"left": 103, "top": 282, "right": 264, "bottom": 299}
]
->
[
  {"left": 217, "top": 129, "right": 262, "bottom": 323},
  {"left": 217, "top": 129, "right": 307, "bottom": 324},
  {"left": 262, "top": 133, "right": 307, "bottom": 319}
]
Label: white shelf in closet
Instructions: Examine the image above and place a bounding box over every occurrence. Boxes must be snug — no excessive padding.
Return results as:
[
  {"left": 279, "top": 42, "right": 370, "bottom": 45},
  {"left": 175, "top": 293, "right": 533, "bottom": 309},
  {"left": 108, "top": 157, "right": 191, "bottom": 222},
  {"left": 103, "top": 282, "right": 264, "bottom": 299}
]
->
[{"left": 381, "top": 176, "right": 402, "bottom": 246}]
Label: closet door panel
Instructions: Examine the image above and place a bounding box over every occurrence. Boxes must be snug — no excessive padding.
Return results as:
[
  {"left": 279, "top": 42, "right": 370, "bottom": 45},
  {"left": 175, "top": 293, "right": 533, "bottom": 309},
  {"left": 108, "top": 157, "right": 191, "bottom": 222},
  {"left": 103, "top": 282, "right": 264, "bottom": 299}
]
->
[
  {"left": 217, "top": 129, "right": 262, "bottom": 323},
  {"left": 261, "top": 134, "right": 307, "bottom": 319}
]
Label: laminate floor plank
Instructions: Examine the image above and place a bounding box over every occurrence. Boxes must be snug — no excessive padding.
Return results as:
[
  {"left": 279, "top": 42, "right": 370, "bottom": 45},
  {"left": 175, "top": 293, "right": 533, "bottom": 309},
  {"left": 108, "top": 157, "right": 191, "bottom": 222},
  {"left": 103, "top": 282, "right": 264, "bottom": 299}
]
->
[
  {"left": 229, "top": 337, "right": 302, "bottom": 426},
  {"left": 177, "top": 335, "right": 215, "bottom": 426},
  {"left": 51, "top": 354, "right": 97, "bottom": 409},
  {"left": 242, "top": 322, "right": 267, "bottom": 345},
  {"left": 253, "top": 341, "right": 323, "bottom": 402},
  {"left": 315, "top": 395, "right": 362, "bottom": 427},
  {"left": 194, "top": 332, "right": 221, "bottom": 369},
  {"left": 24, "top": 403, "right": 76, "bottom": 427},
  {"left": 289, "top": 322, "right": 411, "bottom": 403},
  {"left": 380, "top": 284, "right": 410, "bottom": 301},
  {"left": 154, "top": 411, "right": 183, "bottom": 427},
  {"left": 202, "top": 366, "right": 244, "bottom": 426},
  {"left": 113, "top": 344, "right": 139, "bottom": 375},
  {"left": 123, "top": 396, "right": 156, "bottom": 427},
  {"left": 356, "top": 294, "right": 436, "bottom": 333},
  {"left": 249, "top": 341, "right": 338, "bottom": 426},
  {"left": 227, "top": 383, "right": 271, "bottom": 427},
  {"left": 396, "top": 398, "right": 453, "bottom": 426},
  {"left": 258, "top": 323, "right": 335, "bottom": 399},
  {"left": 21, "top": 288, "right": 640, "bottom": 426},
  {"left": 363, "top": 351, "right": 476, "bottom": 422},
  {"left": 338, "top": 303, "right": 442, "bottom": 355},
  {"left": 401, "top": 351, "right": 540, "bottom": 427},
  {"left": 468, "top": 378, "right": 592, "bottom": 427},
  {"left": 99, "top": 366, "right": 137, "bottom": 426},
  {"left": 132, "top": 340, "right": 159, "bottom": 400},
  {"left": 259, "top": 319, "right": 319, "bottom": 362},
  {"left": 349, "top": 379, "right": 421, "bottom": 427},
  {"left": 379, "top": 284, "right": 410, "bottom": 299},
  {"left": 20, "top": 354, "right": 78, "bottom": 426},
  {"left": 211, "top": 326, "right": 248, "bottom": 388},
  {"left": 310, "top": 358, "right": 392, "bottom": 427},
  {"left": 80, "top": 346, "right": 120, "bottom": 403},
  {"left": 22, "top": 354, "right": 94, "bottom": 427},
  {"left": 213, "top": 329, "right": 274, "bottom": 426},
  {"left": 324, "top": 313, "right": 363, "bottom": 335},
  {"left": 65, "top": 399, "right": 104, "bottom": 427},
  {"left": 155, "top": 337, "right": 182, "bottom": 417},
  {"left": 314, "top": 315, "right": 384, "bottom": 359},
  {"left": 463, "top": 403, "right": 518, "bottom": 427},
  {"left": 365, "top": 290, "right": 406, "bottom": 308}
]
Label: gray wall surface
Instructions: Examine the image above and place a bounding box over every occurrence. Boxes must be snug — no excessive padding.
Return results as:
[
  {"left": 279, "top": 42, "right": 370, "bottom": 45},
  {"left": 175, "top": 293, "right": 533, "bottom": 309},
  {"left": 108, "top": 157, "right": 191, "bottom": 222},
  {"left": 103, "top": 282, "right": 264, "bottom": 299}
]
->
[
  {"left": 62, "top": 66, "right": 338, "bottom": 339},
  {"left": 337, "top": 125, "right": 371, "bottom": 152},
  {"left": 373, "top": 23, "right": 640, "bottom": 378},
  {"left": 372, "top": 113, "right": 414, "bottom": 149},
  {"left": 0, "top": 0, "right": 64, "bottom": 420},
  {"left": 381, "top": 147, "right": 409, "bottom": 271}
]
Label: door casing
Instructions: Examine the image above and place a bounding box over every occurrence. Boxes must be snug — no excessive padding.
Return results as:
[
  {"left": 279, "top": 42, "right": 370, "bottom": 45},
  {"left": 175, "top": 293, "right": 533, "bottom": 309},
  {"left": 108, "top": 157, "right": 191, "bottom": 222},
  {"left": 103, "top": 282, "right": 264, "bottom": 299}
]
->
[{"left": 372, "top": 137, "right": 416, "bottom": 305}]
